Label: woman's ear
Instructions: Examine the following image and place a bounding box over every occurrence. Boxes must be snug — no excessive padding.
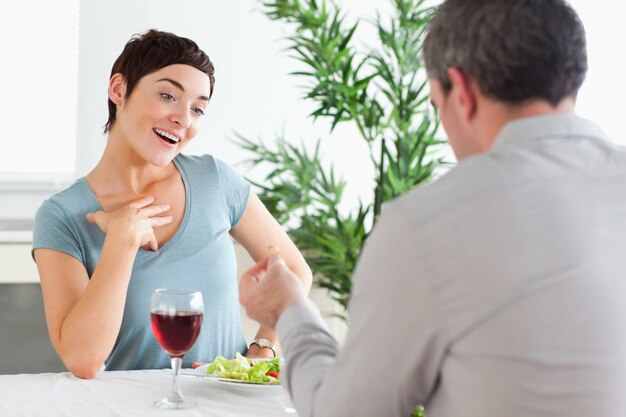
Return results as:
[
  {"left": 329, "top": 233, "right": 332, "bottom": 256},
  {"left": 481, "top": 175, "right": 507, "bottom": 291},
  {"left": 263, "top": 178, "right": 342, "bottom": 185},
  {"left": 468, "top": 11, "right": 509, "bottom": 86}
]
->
[
  {"left": 447, "top": 67, "right": 477, "bottom": 121},
  {"left": 108, "top": 73, "right": 127, "bottom": 107}
]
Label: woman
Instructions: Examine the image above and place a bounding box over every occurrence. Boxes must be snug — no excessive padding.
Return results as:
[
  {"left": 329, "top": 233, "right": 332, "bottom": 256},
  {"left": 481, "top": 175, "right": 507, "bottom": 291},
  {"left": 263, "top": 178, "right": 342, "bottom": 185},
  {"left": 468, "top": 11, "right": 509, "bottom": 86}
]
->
[{"left": 32, "top": 29, "right": 312, "bottom": 379}]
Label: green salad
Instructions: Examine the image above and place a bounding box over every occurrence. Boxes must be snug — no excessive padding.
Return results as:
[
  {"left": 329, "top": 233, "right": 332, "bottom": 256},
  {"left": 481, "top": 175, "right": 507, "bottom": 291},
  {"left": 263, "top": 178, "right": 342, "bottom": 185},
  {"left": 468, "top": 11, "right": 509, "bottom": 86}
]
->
[{"left": 206, "top": 353, "right": 280, "bottom": 384}]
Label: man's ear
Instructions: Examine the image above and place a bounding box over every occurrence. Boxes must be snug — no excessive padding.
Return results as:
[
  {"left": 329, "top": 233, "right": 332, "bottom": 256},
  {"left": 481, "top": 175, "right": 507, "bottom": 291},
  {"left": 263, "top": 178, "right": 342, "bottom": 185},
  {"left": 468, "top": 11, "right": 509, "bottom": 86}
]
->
[
  {"left": 447, "top": 68, "right": 477, "bottom": 121},
  {"left": 108, "top": 73, "right": 127, "bottom": 107}
]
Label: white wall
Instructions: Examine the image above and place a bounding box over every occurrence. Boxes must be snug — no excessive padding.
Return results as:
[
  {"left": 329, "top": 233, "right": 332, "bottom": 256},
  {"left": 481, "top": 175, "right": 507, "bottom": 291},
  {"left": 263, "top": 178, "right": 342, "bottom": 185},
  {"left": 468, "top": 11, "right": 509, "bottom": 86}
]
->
[
  {"left": 0, "top": 0, "right": 78, "bottom": 175},
  {"left": 567, "top": 0, "right": 626, "bottom": 144}
]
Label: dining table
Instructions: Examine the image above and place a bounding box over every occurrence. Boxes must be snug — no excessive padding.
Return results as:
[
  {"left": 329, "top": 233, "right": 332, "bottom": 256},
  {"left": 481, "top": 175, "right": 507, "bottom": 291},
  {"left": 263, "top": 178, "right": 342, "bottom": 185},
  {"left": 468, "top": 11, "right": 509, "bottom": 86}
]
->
[{"left": 0, "top": 368, "right": 297, "bottom": 416}]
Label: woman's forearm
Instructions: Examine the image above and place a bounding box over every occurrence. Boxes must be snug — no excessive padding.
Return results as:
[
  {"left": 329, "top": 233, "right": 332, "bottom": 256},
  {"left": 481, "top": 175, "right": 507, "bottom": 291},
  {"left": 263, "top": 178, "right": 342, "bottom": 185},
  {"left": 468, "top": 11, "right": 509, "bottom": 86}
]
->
[
  {"left": 57, "top": 235, "right": 138, "bottom": 378},
  {"left": 290, "top": 260, "right": 313, "bottom": 293}
]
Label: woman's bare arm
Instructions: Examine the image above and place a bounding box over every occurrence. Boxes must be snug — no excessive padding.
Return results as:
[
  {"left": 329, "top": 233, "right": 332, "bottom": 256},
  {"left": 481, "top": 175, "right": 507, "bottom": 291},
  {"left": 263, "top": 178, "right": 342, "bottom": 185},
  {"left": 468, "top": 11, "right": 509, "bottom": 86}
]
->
[
  {"left": 35, "top": 196, "right": 172, "bottom": 378},
  {"left": 230, "top": 192, "right": 312, "bottom": 357}
]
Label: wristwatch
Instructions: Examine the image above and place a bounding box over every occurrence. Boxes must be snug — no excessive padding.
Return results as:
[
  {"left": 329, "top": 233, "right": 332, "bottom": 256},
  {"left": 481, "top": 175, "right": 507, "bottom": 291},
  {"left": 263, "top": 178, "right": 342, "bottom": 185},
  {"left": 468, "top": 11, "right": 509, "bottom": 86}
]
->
[{"left": 250, "top": 338, "right": 277, "bottom": 357}]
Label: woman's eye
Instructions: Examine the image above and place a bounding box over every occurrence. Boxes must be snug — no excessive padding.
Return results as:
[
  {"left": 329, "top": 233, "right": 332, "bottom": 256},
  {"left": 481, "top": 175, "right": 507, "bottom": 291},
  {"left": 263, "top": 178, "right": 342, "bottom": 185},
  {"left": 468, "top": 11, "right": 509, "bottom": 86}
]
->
[
  {"left": 160, "top": 93, "right": 174, "bottom": 101},
  {"left": 192, "top": 107, "right": 205, "bottom": 116}
]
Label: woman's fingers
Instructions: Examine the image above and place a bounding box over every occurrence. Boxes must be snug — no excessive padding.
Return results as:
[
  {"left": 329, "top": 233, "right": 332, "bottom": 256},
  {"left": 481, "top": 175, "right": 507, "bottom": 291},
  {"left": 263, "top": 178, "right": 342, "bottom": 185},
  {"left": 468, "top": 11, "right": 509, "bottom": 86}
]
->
[
  {"left": 86, "top": 210, "right": 106, "bottom": 223},
  {"left": 147, "top": 236, "right": 159, "bottom": 251},
  {"left": 140, "top": 203, "right": 171, "bottom": 218},
  {"left": 191, "top": 362, "right": 208, "bottom": 369},
  {"left": 86, "top": 197, "right": 174, "bottom": 249},
  {"left": 149, "top": 215, "right": 174, "bottom": 228},
  {"left": 85, "top": 211, "right": 108, "bottom": 232},
  {"left": 129, "top": 195, "right": 155, "bottom": 209}
]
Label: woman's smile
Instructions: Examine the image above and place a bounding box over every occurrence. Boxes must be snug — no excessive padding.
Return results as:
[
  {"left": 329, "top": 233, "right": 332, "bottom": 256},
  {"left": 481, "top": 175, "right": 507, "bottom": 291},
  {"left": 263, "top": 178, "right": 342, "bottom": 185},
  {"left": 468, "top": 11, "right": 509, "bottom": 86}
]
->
[{"left": 153, "top": 127, "right": 181, "bottom": 146}]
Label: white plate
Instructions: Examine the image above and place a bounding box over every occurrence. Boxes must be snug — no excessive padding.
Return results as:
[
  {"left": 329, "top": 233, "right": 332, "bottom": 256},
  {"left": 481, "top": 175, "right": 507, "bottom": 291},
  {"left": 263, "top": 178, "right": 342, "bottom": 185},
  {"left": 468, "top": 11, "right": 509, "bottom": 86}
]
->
[{"left": 192, "top": 364, "right": 282, "bottom": 396}]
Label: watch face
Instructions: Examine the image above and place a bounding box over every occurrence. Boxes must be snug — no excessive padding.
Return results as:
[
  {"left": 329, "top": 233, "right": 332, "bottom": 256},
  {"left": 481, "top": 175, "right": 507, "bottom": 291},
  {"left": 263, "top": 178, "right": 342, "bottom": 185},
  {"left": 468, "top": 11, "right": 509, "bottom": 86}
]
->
[{"left": 258, "top": 338, "right": 270, "bottom": 347}]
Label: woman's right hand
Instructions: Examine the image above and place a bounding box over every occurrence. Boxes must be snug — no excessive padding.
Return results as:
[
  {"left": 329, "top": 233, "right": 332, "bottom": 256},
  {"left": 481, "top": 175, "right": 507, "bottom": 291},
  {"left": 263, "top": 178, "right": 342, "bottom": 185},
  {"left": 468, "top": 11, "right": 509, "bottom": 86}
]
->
[{"left": 86, "top": 196, "right": 173, "bottom": 251}]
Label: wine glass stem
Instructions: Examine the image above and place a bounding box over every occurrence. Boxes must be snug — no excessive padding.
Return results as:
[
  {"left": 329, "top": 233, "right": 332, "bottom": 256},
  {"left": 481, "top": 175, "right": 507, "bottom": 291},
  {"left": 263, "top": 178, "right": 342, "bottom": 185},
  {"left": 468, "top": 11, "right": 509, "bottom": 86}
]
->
[{"left": 169, "top": 356, "right": 183, "bottom": 403}]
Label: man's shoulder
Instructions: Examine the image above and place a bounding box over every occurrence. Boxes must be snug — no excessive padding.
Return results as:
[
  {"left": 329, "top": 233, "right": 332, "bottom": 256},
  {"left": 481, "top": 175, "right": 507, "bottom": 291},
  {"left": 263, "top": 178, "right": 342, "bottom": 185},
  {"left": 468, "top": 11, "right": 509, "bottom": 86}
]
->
[{"left": 384, "top": 157, "right": 491, "bottom": 226}]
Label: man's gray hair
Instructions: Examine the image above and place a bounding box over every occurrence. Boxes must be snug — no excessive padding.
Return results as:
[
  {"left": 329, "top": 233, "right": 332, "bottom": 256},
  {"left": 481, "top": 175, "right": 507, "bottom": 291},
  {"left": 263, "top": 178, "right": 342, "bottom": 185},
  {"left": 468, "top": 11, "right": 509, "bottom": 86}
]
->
[{"left": 423, "top": 0, "right": 587, "bottom": 106}]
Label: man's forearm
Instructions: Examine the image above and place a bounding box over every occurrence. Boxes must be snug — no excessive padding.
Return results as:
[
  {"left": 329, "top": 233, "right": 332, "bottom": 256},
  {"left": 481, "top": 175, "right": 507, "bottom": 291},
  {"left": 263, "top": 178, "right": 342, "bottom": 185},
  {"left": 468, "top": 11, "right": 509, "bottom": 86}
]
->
[{"left": 276, "top": 303, "right": 339, "bottom": 417}]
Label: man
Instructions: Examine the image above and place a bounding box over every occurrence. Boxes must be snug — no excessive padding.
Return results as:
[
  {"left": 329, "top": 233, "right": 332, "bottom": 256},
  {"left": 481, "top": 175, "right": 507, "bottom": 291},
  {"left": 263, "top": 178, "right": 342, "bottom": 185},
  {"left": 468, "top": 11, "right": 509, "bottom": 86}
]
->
[{"left": 239, "top": 0, "right": 626, "bottom": 416}]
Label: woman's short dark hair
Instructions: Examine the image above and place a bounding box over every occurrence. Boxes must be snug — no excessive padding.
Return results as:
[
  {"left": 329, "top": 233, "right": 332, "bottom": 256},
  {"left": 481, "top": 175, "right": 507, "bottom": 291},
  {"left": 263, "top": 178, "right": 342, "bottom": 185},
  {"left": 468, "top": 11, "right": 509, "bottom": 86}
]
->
[
  {"left": 422, "top": 0, "right": 587, "bottom": 106},
  {"left": 104, "top": 29, "right": 215, "bottom": 133}
]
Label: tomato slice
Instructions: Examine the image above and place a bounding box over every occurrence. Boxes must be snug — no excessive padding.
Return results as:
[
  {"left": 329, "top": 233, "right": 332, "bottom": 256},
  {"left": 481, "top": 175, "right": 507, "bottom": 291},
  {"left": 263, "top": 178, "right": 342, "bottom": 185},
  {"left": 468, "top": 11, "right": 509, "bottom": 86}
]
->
[{"left": 267, "top": 371, "right": 279, "bottom": 378}]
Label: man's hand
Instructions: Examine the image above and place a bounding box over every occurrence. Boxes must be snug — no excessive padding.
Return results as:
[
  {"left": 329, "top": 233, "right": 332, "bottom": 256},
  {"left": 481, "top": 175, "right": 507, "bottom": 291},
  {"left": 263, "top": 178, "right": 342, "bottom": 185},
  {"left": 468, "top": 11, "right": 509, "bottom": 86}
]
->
[{"left": 239, "top": 255, "right": 308, "bottom": 329}]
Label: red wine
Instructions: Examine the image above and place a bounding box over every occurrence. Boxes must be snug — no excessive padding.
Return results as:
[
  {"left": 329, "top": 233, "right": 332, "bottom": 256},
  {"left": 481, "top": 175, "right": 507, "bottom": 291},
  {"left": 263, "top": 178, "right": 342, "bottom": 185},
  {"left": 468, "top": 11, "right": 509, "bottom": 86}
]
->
[{"left": 150, "top": 310, "right": 203, "bottom": 357}]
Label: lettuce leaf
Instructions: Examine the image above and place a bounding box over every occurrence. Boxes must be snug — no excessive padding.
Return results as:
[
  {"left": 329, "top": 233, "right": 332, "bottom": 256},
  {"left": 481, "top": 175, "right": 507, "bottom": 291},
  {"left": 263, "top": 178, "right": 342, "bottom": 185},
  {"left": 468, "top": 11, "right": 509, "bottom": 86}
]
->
[{"left": 206, "top": 352, "right": 280, "bottom": 384}]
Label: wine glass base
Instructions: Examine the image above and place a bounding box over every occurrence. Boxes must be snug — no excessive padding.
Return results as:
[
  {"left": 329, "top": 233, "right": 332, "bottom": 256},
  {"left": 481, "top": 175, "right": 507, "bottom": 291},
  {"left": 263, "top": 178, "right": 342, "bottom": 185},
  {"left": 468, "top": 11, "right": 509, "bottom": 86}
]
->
[{"left": 154, "top": 398, "right": 197, "bottom": 409}]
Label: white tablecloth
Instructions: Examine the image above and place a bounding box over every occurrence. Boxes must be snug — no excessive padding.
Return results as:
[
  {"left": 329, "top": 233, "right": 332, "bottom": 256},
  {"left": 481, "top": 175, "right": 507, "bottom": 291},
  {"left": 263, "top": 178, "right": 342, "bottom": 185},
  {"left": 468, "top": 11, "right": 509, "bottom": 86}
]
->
[{"left": 0, "top": 369, "right": 297, "bottom": 416}]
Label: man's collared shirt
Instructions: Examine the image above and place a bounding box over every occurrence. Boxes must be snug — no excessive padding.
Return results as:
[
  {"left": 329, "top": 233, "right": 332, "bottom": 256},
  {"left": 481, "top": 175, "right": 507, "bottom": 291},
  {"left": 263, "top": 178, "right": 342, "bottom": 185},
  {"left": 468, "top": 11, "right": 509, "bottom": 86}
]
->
[{"left": 278, "top": 113, "right": 626, "bottom": 417}]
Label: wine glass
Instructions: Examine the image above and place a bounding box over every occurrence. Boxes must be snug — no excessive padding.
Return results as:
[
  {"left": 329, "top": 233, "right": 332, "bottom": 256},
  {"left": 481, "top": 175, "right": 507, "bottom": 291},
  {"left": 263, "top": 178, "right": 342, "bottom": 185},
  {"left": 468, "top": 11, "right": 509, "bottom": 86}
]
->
[{"left": 150, "top": 288, "right": 204, "bottom": 409}]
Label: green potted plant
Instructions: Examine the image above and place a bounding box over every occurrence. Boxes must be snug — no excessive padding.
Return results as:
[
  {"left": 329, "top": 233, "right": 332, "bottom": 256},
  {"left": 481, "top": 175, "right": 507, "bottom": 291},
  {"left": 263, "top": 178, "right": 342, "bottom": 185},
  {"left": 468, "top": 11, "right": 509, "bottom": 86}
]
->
[{"left": 236, "top": 0, "right": 448, "bottom": 318}]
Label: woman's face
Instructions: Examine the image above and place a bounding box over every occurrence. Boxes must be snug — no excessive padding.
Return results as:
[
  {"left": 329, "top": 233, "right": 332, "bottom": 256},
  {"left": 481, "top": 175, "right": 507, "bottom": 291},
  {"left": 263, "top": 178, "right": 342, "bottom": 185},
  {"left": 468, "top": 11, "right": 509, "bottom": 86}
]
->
[{"left": 112, "top": 64, "right": 211, "bottom": 167}]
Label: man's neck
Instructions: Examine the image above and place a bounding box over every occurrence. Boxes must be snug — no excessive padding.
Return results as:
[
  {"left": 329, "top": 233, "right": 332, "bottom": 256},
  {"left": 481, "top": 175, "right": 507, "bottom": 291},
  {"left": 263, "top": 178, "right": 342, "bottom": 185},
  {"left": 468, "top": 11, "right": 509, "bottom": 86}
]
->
[{"left": 475, "top": 98, "right": 576, "bottom": 153}]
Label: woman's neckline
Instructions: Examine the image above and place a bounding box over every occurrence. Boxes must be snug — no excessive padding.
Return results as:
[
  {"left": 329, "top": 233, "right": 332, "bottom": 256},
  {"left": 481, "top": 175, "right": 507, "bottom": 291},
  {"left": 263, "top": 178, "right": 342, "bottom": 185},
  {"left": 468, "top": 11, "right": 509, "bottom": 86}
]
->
[{"left": 79, "top": 156, "right": 191, "bottom": 254}]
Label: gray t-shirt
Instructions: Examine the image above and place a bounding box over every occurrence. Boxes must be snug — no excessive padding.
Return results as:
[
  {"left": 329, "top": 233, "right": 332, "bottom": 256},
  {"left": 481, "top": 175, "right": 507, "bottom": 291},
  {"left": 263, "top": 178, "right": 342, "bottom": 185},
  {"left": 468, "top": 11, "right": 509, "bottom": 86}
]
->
[{"left": 32, "top": 154, "right": 250, "bottom": 370}]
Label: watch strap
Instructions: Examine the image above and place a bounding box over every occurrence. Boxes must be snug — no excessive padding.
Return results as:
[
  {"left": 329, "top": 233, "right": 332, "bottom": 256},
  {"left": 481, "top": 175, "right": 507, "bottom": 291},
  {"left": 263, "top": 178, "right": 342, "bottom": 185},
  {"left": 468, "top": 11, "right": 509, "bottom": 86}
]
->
[{"left": 250, "top": 338, "right": 277, "bottom": 357}]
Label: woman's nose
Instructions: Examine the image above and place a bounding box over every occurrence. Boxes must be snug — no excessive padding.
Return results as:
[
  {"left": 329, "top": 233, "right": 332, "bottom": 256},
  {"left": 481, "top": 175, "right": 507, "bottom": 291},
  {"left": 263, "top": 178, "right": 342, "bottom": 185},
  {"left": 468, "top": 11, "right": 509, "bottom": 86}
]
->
[{"left": 171, "top": 106, "right": 191, "bottom": 128}]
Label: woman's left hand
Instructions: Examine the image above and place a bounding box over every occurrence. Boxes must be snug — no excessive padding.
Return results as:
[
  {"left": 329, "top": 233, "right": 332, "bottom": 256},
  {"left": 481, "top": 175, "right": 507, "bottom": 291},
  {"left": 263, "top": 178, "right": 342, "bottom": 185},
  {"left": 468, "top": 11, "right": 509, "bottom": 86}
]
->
[
  {"left": 245, "top": 343, "right": 276, "bottom": 359},
  {"left": 190, "top": 344, "right": 275, "bottom": 369},
  {"left": 191, "top": 361, "right": 208, "bottom": 369}
]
